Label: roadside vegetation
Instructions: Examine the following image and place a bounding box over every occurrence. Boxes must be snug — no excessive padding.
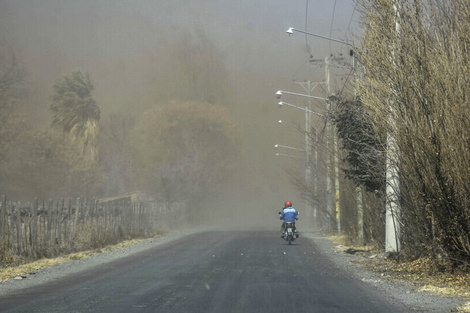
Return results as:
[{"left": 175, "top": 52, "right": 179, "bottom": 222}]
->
[
  {"left": 325, "top": 3, "right": 470, "bottom": 302},
  {"left": 338, "top": 234, "right": 470, "bottom": 312},
  {"left": 0, "top": 29, "right": 241, "bottom": 265},
  {"left": 0, "top": 237, "right": 146, "bottom": 281}
]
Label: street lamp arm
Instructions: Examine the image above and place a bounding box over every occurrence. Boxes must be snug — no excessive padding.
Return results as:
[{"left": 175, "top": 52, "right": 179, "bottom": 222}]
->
[
  {"left": 276, "top": 90, "right": 329, "bottom": 101},
  {"left": 275, "top": 153, "right": 304, "bottom": 159},
  {"left": 287, "top": 27, "right": 353, "bottom": 47},
  {"left": 275, "top": 144, "right": 305, "bottom": 152},
  {"left": 278, "top": 101, "right": 325, "bottom": 117}
]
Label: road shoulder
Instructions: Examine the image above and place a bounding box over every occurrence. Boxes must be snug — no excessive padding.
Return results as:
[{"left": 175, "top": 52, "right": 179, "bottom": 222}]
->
[{"left": 302, "top": 231, "right": 468, "bottom": 313}]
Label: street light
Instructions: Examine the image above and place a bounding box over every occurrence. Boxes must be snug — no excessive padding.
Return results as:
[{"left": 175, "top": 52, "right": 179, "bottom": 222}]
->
[
  {"left": 278, "top": 101, "right": 325, "bottom": 117},
  {"left": 276, "top": 90, "right": 328, "bottom": 231},
  {"left": 286, "top": 27, "right": 353, "bottom": 47},
  {"left": 286, "top": 28, "right": 358, "bottom": 100},
  {"left": 276, "top": 90, "right": 329, "bottom": 101},
  {"left": 275, "top": 153, "right": 303, "bottom": 159},
  {"left": 286, "top": 27, "right": 360, "bottom": 235},
  {"left": 288, "top": 26, "right": 399, "bottom": 250},
  {"left": 275, "top": 144, "right": 305, "bottom": 152},
  {"left": 276, "top": 87, "right": 332, "bottom": 231}
]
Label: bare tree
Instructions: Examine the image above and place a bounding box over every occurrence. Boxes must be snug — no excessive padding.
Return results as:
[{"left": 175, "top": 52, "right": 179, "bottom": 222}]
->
[
  {"left": 360, "top": 0, "right": 470, "bottom": 265},
  {"left": 133, "top": 100, "right": 240, "bottom": 204},
  {"left": 0, "top": 49, "right": 27, "bottom": 165}
]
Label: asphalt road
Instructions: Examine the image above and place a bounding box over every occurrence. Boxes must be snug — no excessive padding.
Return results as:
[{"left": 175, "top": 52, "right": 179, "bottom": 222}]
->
[{"left": 0, "top": 231, "right": 404, "bottom": 313}]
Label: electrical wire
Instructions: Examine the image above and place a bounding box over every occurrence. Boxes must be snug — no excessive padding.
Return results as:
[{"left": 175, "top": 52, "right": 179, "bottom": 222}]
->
[
  {"left": 329, "top": 0, "right": 337, "bottom": 55},
  {"left": 338, "top": 68, "right": 354, "bottom": 97},
  {"left": 292, "top": 58, "right": 311, "bottom": 80},
  {"left": 343, "top": 1, "right": 358, "bottom": 41},
  {"left": 305, "top": 0, "right": 309, "bottom": 52}
]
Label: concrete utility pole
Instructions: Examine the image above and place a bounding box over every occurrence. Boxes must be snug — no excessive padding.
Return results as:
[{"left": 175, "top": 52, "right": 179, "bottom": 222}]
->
[
  {"left": 293, "top": 80, "right": 314, "bottom": 229},
  {"left": 385, "top": 0, "right": 401, "bottom": 253},
  {"left": 325, "top": 56, "right": 342, "bottom": 234},
  {"left": 356, "top": 186, "right": 364, "bottom": 245}
]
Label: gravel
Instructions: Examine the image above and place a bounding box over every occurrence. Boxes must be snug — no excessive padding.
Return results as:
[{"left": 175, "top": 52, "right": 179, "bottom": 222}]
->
[
  {"left": 302, "top": 232, "right": 467, "bottom": 312},
  {"left": 0, "top": 228, "right": 203, "bottom": 295},
  {"left": 0, "top": 228, "right": 467, "bottom": 312}
]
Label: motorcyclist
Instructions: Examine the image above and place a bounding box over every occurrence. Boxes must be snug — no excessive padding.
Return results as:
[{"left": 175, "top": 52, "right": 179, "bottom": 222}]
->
[{"left": 279, "top": 200, "right": 299, "bottom": 238}]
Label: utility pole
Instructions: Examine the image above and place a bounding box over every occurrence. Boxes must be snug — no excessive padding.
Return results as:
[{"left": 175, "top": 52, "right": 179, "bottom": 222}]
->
[
  {"left": 325, "top": 56, "right": 342, "bottom": 234},
  {"left": 293, "top": 80, "right": 316, "bottom": 229},
  {"left": 356, "top": 186, "right": 364, "bottom": 245},
  {"left": 350, "top": 44, "right": 364, "bottom": 245},
  {"left": 385, "top": 0, "right": 401, "bottom": 253},
  {"left": 312, "top": 128, "right": 318, "bottom": 229}
]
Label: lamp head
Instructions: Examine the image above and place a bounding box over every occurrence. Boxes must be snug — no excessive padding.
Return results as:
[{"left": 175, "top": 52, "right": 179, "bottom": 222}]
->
[
  {"left": 278, "top": 101, "right": 283, "bottom": 108},
  {"left": 286, "top": 27, "right": 294, "bottom": 35},
  {"left": 276, "top": 90, "right": 282, "bottom": 99}
]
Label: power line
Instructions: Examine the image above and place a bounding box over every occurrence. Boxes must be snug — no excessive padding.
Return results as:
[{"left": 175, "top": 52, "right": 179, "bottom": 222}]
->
[
  {"left": 305, "top": 0, "right": 310, "bottom": 54},
  {"left": 329, "top": 0, "right": 337, "bottom": 54},
  {"left": 343, "top": 1, "right": 358, "bottom": 40}
]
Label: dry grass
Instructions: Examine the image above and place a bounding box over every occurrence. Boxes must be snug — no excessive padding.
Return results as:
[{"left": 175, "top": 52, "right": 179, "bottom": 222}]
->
[
  {"left": 0, "top": 238, "right": 151, "bottom": 281},
  {"left": 328, "top": 235, "right": 470, "bottom": 312},
  {"left": 363, "top": 256, "right": 470, "bottom": 298},
  {"left": 329, "top": 234, "right": 375, "bottom": 252},
  {"left": 454, "top": 302, "right": 470, "bottom": 313}
]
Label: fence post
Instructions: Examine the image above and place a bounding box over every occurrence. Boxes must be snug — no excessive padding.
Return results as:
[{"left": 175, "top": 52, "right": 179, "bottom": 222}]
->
[
  {"left": 46, "top": 199, "right": 52, "bottom": 245},
  {"left": 9, "top": 202, "right": 16, "bottom": 254},
  {"left": 72, "top": 198, "right": 80, "bottom": 240},
  {"left": 32, "top": 198, "right": 38, "bottom": 255},
  {"left": 57, "top": 198, "right": 64, "bottom": 245},
  {"left": 0, "top": 195, "right": 5, "bottom": 248},
  {"left": 16, "top": 202, "right": 24, "bottom": 255}
]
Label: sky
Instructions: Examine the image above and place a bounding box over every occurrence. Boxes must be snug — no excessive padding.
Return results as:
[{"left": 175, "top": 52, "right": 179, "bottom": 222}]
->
[
  {"left": 0, "top": 0, "right": 359, "bottom": 76},
  {"left": 0, "top": 0, "right": 360, "bottom": 220}
]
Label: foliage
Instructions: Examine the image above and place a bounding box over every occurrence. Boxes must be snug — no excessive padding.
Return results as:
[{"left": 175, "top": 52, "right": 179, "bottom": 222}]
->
[
  {"left": 334, "top": 99, "right": 385, "bottom": 194},
  {"left": 132, "top": 100, "right": 240, "bottom": 202},
  {"left": 1, "top": 128, "right": 101, "bottom": 198},
  {"left": 148, "top": 27, "right": 230, "bottom": 106},
  {"left": 98, "top": 114, "right": 137, "bottom": 196},
  {"left": 359, "top": 0, "right": 470, "bottom": 265},
  {"left": 0, "top": 48, "right": 27, "bottom": 166},
  {"left": 49, "top": 70, "right": 100, "bottom": 161}
]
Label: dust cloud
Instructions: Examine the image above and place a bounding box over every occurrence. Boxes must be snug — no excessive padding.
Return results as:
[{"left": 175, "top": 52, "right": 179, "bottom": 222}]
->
[{"left": 0, "top": 0, "right": 358, "bottom": 229}]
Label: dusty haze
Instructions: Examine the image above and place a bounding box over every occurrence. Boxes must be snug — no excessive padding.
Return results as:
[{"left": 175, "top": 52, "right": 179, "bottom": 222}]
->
[{"left": 0, "top": 0, "right": 358, "bottom": 229}]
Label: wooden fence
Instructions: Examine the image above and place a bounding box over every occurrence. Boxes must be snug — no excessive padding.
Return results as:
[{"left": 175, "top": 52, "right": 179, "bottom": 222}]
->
[{"left": 0, "top": 195, "right": 187, "bottom": 258}]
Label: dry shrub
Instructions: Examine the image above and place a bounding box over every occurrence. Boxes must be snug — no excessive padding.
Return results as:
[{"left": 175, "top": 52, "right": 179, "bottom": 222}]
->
[{"left": 360, "top": 0, "right": 470, "bottom": 266}]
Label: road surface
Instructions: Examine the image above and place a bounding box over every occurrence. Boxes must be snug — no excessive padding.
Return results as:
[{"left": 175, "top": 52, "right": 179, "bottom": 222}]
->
[{"left": 0, "top": 230, "right": 404, "bottom": 312}]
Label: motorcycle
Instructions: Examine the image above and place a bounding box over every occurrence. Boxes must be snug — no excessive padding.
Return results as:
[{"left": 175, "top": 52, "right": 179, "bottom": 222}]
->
[
  {"left": 283, "top": 222, "right": 296, "bottom": 245},
  {"left": 279, "top": 211, "right": 299, "bottom": 245}
]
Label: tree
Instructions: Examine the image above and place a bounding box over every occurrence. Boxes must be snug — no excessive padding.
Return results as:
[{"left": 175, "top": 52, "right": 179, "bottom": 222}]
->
[
  {"left": 2, "top": 128, "right": 77, "bottom": 198},
  {"left": 334, "top": 99, "right": 385, "bottom": 194},
  {"left": 360, "top": 0, "right": 470, "bottom": 264},
  {"left": 148, "top": 27, "right": 230, "bottom": 106},
  {"left": 99, "top": 113, "right": 137, "bottom": 196},
  {"left": 48, "top": 70, "right": 101, "bottom": 194},
  {"left": 49, "top": 70, "right": 100, "bottom": 159},
  {"left": 0, "top": 48, "right": 27, "bottom": 165},
  {"left": 132, "top": 100, "right": 240, "bottom": 203}
]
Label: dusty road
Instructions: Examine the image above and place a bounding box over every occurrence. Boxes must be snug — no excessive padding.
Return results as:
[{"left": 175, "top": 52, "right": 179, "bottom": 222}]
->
[{"left": 0, "top": 230, "right": 405, "bottom": 313}]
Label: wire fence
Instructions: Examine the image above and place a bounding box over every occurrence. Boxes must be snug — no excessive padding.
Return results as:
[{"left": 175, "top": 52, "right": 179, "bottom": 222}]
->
[{"left": 0, "top": 195, "right": 187, "bottom": 259}]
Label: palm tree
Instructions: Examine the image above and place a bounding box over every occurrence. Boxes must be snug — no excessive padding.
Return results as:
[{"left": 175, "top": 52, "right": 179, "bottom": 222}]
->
[{"left": 49, "top": 71, "right": 100, "bottom": 156}]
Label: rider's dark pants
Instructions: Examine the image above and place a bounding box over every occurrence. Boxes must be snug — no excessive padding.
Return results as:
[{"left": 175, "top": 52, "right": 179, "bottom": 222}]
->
[{"left": 281, "top": 222, "right": 297, "bottom": 233}]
